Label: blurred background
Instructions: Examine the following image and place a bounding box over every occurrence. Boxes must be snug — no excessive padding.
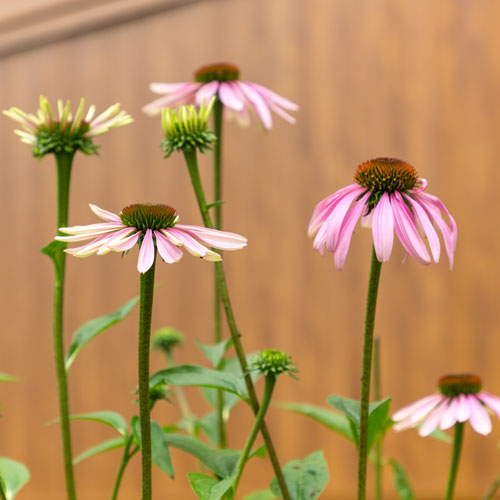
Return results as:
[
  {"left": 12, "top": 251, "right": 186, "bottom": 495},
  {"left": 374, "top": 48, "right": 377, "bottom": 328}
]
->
[{"left": 1, "top": 0, "right": 500, "bottom": 498}]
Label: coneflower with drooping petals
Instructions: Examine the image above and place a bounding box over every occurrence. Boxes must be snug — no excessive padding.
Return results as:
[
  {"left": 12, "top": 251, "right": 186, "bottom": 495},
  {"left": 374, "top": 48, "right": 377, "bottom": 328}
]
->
[
  {"left": 56, "top": 203, "right": 247, "bottom": 273},
  {"left": 4, "top": 95, "right": 133, "bottom": 157},
  {"left": 143, "top": 62, "right": 298, "bottom": 130},
  {"left": 308, "top": 157, "right": 457, "bottom": 270},
  {"left": 393, "top": 374, "right": 500, "bottom": 436}
]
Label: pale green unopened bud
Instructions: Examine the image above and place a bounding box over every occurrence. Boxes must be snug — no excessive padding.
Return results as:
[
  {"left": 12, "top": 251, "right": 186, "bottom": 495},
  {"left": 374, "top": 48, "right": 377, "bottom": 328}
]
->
[
  {"left": 161, "top": 98, "right": 216, "bottom": 157},
  {"left": 152, "top": 327, "right": 184, "bottom": 355},
  {"left": 251, "top": 349, "right": 297, "bottom": 378}
]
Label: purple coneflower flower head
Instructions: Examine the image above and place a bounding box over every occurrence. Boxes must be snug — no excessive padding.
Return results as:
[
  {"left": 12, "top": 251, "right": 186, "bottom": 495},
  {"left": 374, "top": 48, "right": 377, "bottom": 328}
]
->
[
  {"left": 3, "top": 95, "right": 133, "bottom": 157},
  {"left": 393, "top": 374, "right": 500, "bottom": 436},
  {"left": 55, "top": 203, "right": 247, "bottom": 273},
  {"left": 143, "top": 62, "right": 298, "bottom": 130},
  {"left": 308, "top": 157, "right": 457, "bottom": 270}
]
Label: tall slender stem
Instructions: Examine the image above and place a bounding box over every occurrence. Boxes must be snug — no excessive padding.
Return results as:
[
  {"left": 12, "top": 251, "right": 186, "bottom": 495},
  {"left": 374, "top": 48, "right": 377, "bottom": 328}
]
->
[
  {"left": 212, "top": 98, "right": 226, "bottom": 448},
  {"left": 232, "top": 375, "right": 276, "bottom": 497},
  {"left": 373, "top": 337, "right": 383, "bottom": 500},
  {"left": 110, "top": 436, "right": 137, "bottom": 500},
  {"left": 445, "top": 423, "right": 465, "bottom": 500},
  {"left": 138, "top": 257, "right": 157, "bottom": 500},
  {"left": 182, "top": 149, "right": 291, "bottom": 500},
  {"left": 53, "top": 152, "right": 77, "bottom": 500},
  {"left": 357, "top": 247, "right": 383, "bottom": 500}
]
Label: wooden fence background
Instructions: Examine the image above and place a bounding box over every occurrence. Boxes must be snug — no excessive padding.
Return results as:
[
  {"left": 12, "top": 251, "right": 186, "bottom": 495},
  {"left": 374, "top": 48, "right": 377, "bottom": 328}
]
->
[{"left": 1, "top": 0, "right": 500, "bottom": 498}]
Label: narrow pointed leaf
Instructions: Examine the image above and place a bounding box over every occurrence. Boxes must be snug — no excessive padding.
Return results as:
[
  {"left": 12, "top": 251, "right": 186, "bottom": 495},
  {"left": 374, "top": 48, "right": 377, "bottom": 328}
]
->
[
  {"left": 389, "top": 459, "right": 415, "bottom": 500},
  {"left": 0, "top": 458, "right": 29, "bottom": 500},
  {"left": 278, "top": 402, "right": 353, "bottom": 441},
  {"left": 67, "top": 411, "right": 128, "bottom": 437},
  {"left": 270, "top": 451, "right": 329, "bottom": 500},
  {"left": 188, "top": 471, "right": 237, "bottom": 500},
  {"left": 73, "top": 437, "right": 125, "bottom": 464},
  {"left": 65, "top": 296, "right": 138, "bottom": 370},
  {"left": 41, "top": 240, "right": 66, "bottom": 275},
  {"left": 196, "top": 339, "right": 232, "bottom": 368}
]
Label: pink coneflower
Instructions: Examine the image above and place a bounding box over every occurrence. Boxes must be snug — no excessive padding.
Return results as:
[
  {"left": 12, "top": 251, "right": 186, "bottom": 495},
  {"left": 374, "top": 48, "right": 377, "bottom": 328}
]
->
[
  {"left": 55, "top": 203, "right": 247, "bottom": 273},
  {"left": 143, "top": 62, "right": 298, "bottom": 130},
  {"left": 393, "top": 374, "right": 500, "bottom": 436},
  {"left": 308, "top": 157, "right": 457, "bottom": 270}
]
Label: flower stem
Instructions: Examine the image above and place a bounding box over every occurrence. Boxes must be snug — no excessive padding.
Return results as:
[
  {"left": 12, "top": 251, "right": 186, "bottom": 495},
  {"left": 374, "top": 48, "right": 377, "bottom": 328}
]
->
[
  {"left": 357, "top": 246, "right": 383, "bottom": 500},
  {"left": 138, "top": 257, "right": 157, "bottom": 500},
  {"left": 373, "top": 337, "right": 383, "bottom": 500},
  {"left": 110, "top": 436, "right": 137, "bottom": 500},
  {"left": 212, "top": 97, "right": 226, "bottom": 449},
  {"left": 182, "top": 149, "right": 291, "bottom": 500},
  {"left": 53, "top": 152, "right": 77, "bottom": 500},
  {"left": 231, "top": 375, "right": 277, "bottom": 498},
  {"left": 445, "top": 423, "right": 465, "bottom": 500}
]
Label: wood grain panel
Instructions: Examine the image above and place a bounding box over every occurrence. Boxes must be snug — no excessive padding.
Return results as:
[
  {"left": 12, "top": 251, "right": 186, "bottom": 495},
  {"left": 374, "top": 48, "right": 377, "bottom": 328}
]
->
[{"left": 1, "top": 0, "right": 500, "bottom": 498}]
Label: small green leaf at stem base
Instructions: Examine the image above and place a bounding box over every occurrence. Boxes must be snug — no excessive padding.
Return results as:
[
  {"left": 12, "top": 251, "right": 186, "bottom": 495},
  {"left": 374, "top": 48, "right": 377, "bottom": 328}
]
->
[
  {"left": 388, "top": 460, "right": 415, "bottom": 500},
  {"left": 65, "top": 296, "right": 138, "bottom": 370},
  {"left": 0, "top": 458, "right": 29, "bottom": 500},
  {"left": 270, "top": 451, "right": 329, "bottom": 500}
]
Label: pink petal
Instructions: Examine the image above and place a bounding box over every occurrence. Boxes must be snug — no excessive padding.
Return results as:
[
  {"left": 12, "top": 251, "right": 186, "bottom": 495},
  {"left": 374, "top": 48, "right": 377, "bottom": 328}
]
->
[
  {"left": 334, "top": 192, "right": 371, "bottom": 270},
  {"left": 111, "top": 231, "right": 141, "bottom": 252},
  {"left": 149, "top": 82, "right": 194, "bottom": 94},
  {"left": 89, "top": 204, "right": 122, "bottom": 222},
  {"left": 100, "top": 227, "right": 137, "bottom": 249},
  {"left": 393, "top": 394, "right": 444, "bottom": 431},
  {"left": 195, "top": 81, "right": 219, "bottom": 106},
  {"left": 468, "top": 396, "right": 492, "bottom": 435},
  {"left": 250, "top": 83, "right": 299, "bottom": 111},
  {"left": 392, "top": 192, "right": 431, "bottom": 265},
  {"left": 57, "top": 223, "right": 125, "bottom": 239},
  {"left": 440, "top": 397, "right": 460, "bottom": 430},
  {"left": 67, "top": 234, "right": 117, "bottom": 257},
  {"left": 154, "top": 231, "right": 183, "bottom": 264},
  {"left": 393, "top": 394, "right": 443, "bottom": 422},
  {"left": 405, "top": 194, "right": 441, "bottom": 263},
  {"left": 218, "top": 82, "right": 245, "bottom": 111},
  {"left": 266, "top": 100, "right": 296, "bottom": 124},
  {"left": 456, "top": 394, "right": 471, "bottom": 422},
  {"left": 137, "top": 229, "right": 155, "bottom": 273},
  {"left": 372, "top": 193, "right": 394, "bottom": 262},
  {"left": 163, "top": 228, "right": 208, "bottom": 258},
  {"left": 142, "top": 83, "right": 200, "bottom": 115},
  {"left": 477, "top": 392, "right": 500, "bottom": 419},
  {"left": 419, "top": 400, "right": 449, "bottom": 436},
  {"left": 235, "top": 81, "right": 273, "bottom": 130},
  {"left": 174, "top": 224, "right": 247, "bottom": 250}
]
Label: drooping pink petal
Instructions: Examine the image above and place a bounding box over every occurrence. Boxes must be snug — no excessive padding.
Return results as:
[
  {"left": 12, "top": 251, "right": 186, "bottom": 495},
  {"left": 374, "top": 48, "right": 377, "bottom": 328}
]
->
[
  {"left": 57, "top": 223, "right": 125, "bottom": 239},
  {"left": 218, "top": 82, "right": 245, "bottom": 111},
  {"left": 265, "top": 100, "right": 296, "bottom": 124},
  {"left": 195, "top": 81, "right": 219, "bottom": 107},
  {"left": 142, "top": 83, "right": 200, "bottom": 115},
  {"left": 89, "top": 204, "right": 122, "bottom": 222},
  {"left": 405, "top": 194, "right": 441, "bottom": 263},
  {"left": 154, "top": 231, "right": 183, "bottom": 263},
  {"left": 419, "top": 400, "right": 449, "bottom": 436},
  {"left": 477, "top": 392, "right": 500, "bottom": 419},
  {"left": 392, "top": 394, "right": 443, "bottom": 422},
  {"left": 150, "top": 82, "right": 196, "bottom": 94},
  {"left": 97, "top": 227, "right": 137, "bottom": 253},
  {"left": 110, "top": 231, "right": 141, "bottom": 252},
  {"left": 162, "top": 228, "right": 208, "bottom": 258},
  {"left": 439, "top": 397, "right": 460, "bottom": 430},
  {"left": 137, "top": 229, "right": 155, "bottom": 273},
  {"left": 414, "top": 192, "right": 457, "bottom": 269},
  {"left": 392, "top": 191, "right": 431, "bottom": 265},
  {"left": 456, "top": 394, "right": 471, "bottom": 422},
  {"left": 372, "top": 193, "right": 394, "bottom": 262},
  {"left": 250, "top": 83, "right": 299, "bottom": 111},
  {"left": 174, "top": 224, "right": 247, "bottom": 250},
  {"left": 334, "top": 192, "right": 371, "bottom": 270},
  {"left": 393, "top": 395, "right": 444, "bottom": 431},
  {"left": 67, "top": 233, "right": 118, "bottom": 258},
  {"left": 468, "top": 396, "right": 492, "bottom": 435},
  {"left": 235, "top": 81, "right": 273, "bottom": 130}
]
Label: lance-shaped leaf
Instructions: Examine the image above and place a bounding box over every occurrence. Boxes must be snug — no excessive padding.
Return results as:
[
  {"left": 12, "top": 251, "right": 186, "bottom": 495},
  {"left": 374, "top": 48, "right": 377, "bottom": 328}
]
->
[
  {"left": 0, "top": 458, "right": 29, "bottom": 500},
  {"left": 67, "top": 411, "right": 128, "bottom": 437},
  {"left": 196, "top": 339, "right": 232, "bottom": 368},
  {"left": 389, "top": 459, "right": 415, "bottom": 500},
  {"left": 65, "top": 296, "right": 138, "bottom": 370},
  {"left": 150, "top": 365, "right": 248, "bottom": 402},
  {"left": 73, "top": 437, "right": 125, "bottom": 465},
  {"left": 270, "top": 451, "right": 329, "bottom": 500},
  {"left": 188, "top": 470, "right": 238, "bottom": 500}
]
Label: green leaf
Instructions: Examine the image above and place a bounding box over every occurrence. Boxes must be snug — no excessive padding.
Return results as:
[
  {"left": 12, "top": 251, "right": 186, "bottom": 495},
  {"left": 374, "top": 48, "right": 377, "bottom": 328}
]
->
[
  {"left": 151, "top": 421, "right": 174, "bottom": 478},
  {"left": 150, "top": 365, "right": 248, "bottom": 401},
  {"left": 270, "top": 451, "right": 329, "bottom": 500},
  {"left": 243, "top": 491, "right": 277, "bottom": 500},
  {"left": 196, "top": 339, "right": 232, "bottom": 368},
  {"left": 427, "top": 427, "right": 452, "bottom": 443},
  {"left": 130, "top": 418, "right": 174, "bottom": 477},
  {"left": 327, "top": 395, "right": 391, "bottom": 449},
  {"left": 0, "top": 458, "right": 29, "bottom": 499},
  {"left": 68, "top": 411, "right": 128, "bottom": 437},
  {"left": 278, "top": 402, "right": 353, "bottom": 442},
  {"left": 188, "top": 471, "right": 237, "bottom": 500},
  {"left": 0, "top": 374, "right": 16, "bottom": 383},
  {"left": 65, "top": 296, "right": 138, "bottom": 370},
  {"left": 197, "top": 412, "right": 219, "bottom": 446},
  {"left": 73, "top": 437, "right": 125, "bottom": 465},
  {"left": 389, "top": 459, "right": 415, "bottom": 500}
]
